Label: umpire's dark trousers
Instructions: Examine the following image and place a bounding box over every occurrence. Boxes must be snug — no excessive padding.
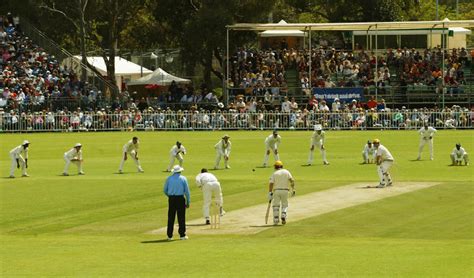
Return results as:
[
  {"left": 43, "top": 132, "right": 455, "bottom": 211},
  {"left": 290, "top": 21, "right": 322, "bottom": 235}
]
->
[{"left": 167, "top": 195, "right": 186, "bottom": 238}]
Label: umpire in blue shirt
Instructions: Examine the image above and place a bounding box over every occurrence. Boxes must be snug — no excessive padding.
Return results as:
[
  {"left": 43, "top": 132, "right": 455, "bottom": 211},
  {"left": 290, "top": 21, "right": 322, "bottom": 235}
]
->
[{"left": 164, "top": 165, "right": 191, "bottom": 240}]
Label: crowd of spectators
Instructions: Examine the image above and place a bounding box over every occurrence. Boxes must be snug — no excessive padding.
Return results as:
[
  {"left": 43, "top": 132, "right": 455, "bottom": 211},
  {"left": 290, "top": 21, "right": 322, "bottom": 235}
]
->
[
  {"left": 1, "top": 104, "right": 471, "bottom": 132},
  {"left": 0, "top": 13, "right": 103, "bottom": 113},
  {"left": 1, "top": 12, "right": 472, "bottom": 122}
]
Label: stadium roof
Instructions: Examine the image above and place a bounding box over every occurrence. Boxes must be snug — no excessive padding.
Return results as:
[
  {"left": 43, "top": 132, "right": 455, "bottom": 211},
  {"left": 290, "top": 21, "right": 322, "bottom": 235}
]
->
[{"left": 227, "top": 19, "right": 474, "bottom": 31}]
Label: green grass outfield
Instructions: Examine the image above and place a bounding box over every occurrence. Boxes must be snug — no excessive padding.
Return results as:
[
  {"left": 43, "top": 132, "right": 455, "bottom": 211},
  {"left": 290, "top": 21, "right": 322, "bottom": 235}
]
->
[{"left": 1, "top": 130, "right": 473, "bottom": 277}]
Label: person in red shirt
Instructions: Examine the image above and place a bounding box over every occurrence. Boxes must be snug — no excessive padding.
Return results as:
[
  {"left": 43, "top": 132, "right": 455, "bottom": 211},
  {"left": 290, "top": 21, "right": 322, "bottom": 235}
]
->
[{"left": 367, "top": 96, "right": 377, "bottom": 109}]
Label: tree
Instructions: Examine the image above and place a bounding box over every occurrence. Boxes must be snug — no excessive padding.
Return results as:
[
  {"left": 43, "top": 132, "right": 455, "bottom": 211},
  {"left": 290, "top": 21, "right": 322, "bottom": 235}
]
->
[
  {"left": 153, "top": 0, "right": 275, "bottom": 87},
  {"left": 39, "top": 0, "right": 146, "bottom": 96}
]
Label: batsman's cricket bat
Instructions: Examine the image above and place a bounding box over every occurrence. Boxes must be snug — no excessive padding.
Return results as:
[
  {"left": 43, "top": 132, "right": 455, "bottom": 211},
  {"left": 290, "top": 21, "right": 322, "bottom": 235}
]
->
[{"left": 264, "top": 200, "right": 272, "bottom": 224}]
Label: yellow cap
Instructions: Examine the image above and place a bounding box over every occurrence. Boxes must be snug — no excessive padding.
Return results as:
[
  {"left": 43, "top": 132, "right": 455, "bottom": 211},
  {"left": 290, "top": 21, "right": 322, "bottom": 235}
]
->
[
  {"left": 373, "top": 139, "right": 380, "bottom": 144},
  {"left": 274, "top": 160, "right": 283, "bottom": 167}
]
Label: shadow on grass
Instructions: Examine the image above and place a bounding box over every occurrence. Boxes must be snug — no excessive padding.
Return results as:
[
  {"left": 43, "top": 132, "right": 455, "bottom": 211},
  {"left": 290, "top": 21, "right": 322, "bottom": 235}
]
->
[
  {"left": 187, "top": 223, "right": 208, "bottom": 227},
  {"left": 141, "top": 239, "right": 171, "bottom": 244},
  {"left": 249, "top": 224, "right": 281, "bottom": 228},
  {"left": 255, "top": 166, "right": 268, "bottom": 169}
]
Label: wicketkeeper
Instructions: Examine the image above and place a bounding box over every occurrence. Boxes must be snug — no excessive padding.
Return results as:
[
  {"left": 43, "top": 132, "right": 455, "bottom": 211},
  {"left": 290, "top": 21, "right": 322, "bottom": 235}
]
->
[
  {"left": 63, "top": 143, "right": 84, "bottom": 176},
  {"left": 167, "top": 141, "right": 186, "bottom": 172},
  {"left": 118, "top": 137, "right": 144, "bottom": 173},
  {"left": 214, "top": 135, "right": 232, "bottom": 169},
  {"left": 362, "top": 140, "right": 375, "bottom": 164},
  {"left": 263, "top": 130, "right": 281, "bottom": 167},
  {"left": 268, "top": 160, "right": 295, "bottom": 225},
  {"left": 307, "top": 124, "right": 329, "bottom": 165},
  {"left": 451, "top": 143, "right": 469, "bottom": 166},
  {"left": 9, "top": 140, "right": 30, "bottom": 178}
]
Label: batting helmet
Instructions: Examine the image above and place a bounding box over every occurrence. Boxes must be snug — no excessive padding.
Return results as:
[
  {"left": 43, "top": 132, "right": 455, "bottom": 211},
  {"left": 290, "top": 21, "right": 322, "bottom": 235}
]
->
[
  {"left": 274, "top": 160, "right": 283, "bottom": 167},
  {"left": 373, "top": 139, "right": 380, "bottom": 144}
]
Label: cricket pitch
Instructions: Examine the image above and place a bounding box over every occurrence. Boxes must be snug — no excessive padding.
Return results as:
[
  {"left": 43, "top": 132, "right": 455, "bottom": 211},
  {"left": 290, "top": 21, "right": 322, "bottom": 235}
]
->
[{"left": 149, "top": 182, "right": 439, "bottom": 235}]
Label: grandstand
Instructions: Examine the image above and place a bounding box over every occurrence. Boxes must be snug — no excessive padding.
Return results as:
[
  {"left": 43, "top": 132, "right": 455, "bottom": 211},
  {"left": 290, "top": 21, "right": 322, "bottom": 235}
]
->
[{"left": 1, "top": 16, "right": 473, "bottom": 132}]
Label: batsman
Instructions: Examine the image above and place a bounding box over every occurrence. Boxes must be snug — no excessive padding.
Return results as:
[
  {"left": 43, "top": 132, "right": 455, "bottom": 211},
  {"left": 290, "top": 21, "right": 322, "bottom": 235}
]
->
[{"left": 267, "top": 160, "right": 295, "bottom": 225}]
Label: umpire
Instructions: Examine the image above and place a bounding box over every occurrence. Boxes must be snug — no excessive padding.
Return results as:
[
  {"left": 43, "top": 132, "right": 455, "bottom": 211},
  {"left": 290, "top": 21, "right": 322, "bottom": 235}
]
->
[{"left": 163, "top": 165, "right": 191, "bottom": 240}]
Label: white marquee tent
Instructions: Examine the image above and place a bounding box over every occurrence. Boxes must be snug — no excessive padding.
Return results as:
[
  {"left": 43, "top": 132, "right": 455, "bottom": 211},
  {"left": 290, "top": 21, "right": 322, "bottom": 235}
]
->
[
  {"left": 62, "top": 56, "right": 152, "bottom": 92},
  {"left": 127, "top": 67, "right": 191, "bottom": 86}
]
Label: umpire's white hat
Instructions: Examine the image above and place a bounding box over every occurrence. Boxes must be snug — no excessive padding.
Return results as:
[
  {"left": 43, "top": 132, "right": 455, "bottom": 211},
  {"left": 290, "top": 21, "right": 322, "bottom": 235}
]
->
[
  {"left": 74, "top": 143, "right": 82, "bottom": 147},
  {"left": 22, "top": 140, "right": 30, "bottom": 145}
]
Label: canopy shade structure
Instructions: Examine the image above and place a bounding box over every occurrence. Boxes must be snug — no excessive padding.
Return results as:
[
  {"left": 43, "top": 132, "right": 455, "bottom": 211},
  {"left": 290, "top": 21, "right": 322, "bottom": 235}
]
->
[
  {"left": 228, "top": 19, "right": 474, "bottom": 31},
  {"left": 259, "top": 20, "right": 306, "bottom": 37},
  {"left": 72, "top": 56, "right": 152, "bottom": 75},
  {"left": 127, "top": 68, "right": 191, "bottom": 86}
]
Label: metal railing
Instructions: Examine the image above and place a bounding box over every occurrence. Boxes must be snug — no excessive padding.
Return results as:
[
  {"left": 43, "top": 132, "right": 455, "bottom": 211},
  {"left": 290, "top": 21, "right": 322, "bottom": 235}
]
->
[{"left": 0, "top": 110, "right": 471, "bottom": 133}]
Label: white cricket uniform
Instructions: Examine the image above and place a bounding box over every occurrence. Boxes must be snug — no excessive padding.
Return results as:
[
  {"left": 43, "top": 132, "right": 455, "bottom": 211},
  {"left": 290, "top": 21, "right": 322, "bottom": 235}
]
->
[
  {"left": 63, "top": 148, "right": 83, "bottom": 174},
  {"left": 308, "top": 130, "right": 328, "bottom": 164},
  {"left": 451, "top": 147, "right": 469, "bottom": 165},
  {"left": 263, "top": 134, "right": 281, "bottom": 166},
  {"left": 195, "top": 172, "right": 223, "bottom": 219},
  {"left": 418, "top": 126, "right": 437, "bottom": 160},
  {"left": 362, "top": 143, "right": 376, "bottom": 163},
  {"left": 9, "top": 145, "right": 28, "bottom": 177},
  {"left": 214, "top": 139, "right": 232, "bottom": 169},
  {"left": 375, "top": 144, "right": 394, "bottom": 186},
  {"left": 118, "top": 140, "right": 143, "bottom": 172},
  {"left": 167, "top": 145, "right": 186, "bottom": 171},
  {"left": 270, "top": 168, "right": 294, "bottom": 224}
]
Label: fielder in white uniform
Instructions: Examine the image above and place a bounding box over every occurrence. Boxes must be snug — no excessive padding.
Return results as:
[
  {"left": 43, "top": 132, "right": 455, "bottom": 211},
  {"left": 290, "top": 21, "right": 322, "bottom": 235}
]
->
[
  {"left": 118, "top": 137, "right": 144, "bottom": 173},
  {"left": 63, "top": 143, "right": 84, "bottom": 176},
  {"left": 9, "top": 140, "right": 30, "bottom": 178},
  {"left": 268, "top": 160, "right": 295, "bottom": 225},
  {"left": 214, "top": 135, "right": 231, "bottom": 169},
  {"left": 307, "top": 125, "right": 329, "bottom": 165},
  {"left": 263, "top": 130, "right": 281, "bottom": 167},
  {"left": 167, "top": 141, "right": 186, "bottom": 172},
  {"left": 373, "top": 139, "right": 394, "bottom": 188},
  {"left": 362, "top": 140, "right": 376, "bottom": 164},
  {"left": 451, "top": 143, "right": 469, "bottom": 166},
  {"left": 195, "top": 168, "right": 225, "bottom": 224},
  {"left": 417, "top": 123, "right": 437, "bottom": 160}
]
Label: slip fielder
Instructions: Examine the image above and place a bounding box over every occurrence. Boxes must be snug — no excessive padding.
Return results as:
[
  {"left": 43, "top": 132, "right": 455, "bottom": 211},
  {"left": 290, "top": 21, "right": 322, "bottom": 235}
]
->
[
  {"left": 417, "top": 122, "right": 437, "bottom": 160},
  {"left": 63, "top": 143, "right": 84, "bottom": 176},
  {"left": 118, "top": 137, "right": 144, "bottom": 173},
  {"left": 9, "top": 140, "right": 30, "bottom": 178}
]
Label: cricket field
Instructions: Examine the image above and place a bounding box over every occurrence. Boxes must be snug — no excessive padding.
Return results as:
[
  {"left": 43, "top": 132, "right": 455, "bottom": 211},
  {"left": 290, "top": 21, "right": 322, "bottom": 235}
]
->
[{"left": 1, "top": 130, "right": 473, "bottom": 277}]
